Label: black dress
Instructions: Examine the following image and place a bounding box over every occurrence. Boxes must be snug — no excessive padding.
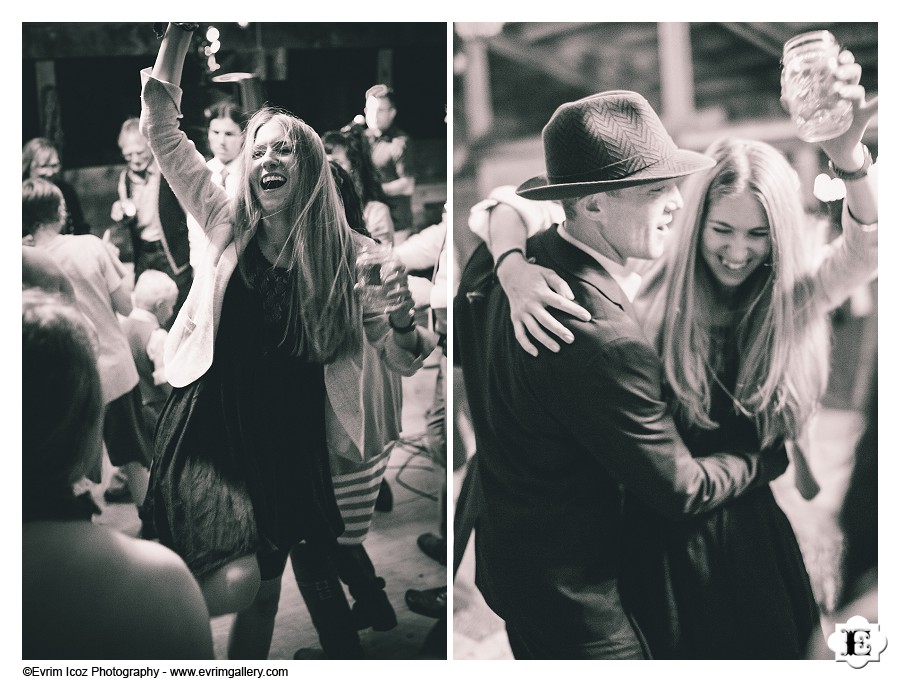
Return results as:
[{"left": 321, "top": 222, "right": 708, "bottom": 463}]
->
[
  {"left": 620, "top": 324, "right": 819, "bottom": 659},
  {"left": 147, "top": 237, "right": 343, "bottom": 580}
]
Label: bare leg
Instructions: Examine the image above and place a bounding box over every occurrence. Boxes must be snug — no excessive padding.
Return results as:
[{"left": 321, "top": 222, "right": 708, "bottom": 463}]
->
[
  {"left": 228, "top": 576, "right": 282, "bottom": 660},
  {"left": 199, "top": 554, "right": 261, "bottom": 617}
]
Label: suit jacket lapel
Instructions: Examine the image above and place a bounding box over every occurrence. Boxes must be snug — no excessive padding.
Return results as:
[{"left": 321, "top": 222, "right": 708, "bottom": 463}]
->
[{"left": 539, "top": 225, "right": 638, "bottom": 320}]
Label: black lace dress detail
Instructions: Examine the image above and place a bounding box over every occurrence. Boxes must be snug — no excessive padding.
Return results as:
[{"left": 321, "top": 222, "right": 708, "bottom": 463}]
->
[
  {"left": 620, "top": 324, "right": 818, "bottom": 659},
  {"left": 147, "top": 236, "right": 342, "bottom": 579}
]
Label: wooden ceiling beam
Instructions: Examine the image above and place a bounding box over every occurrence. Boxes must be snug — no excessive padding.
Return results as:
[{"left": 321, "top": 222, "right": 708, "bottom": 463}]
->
[
  {"left": 487, "top": 34, "right": 598, "bottom": 93},
  {"left": 717, "top": 22, "right": 785, "bottom": 58}
]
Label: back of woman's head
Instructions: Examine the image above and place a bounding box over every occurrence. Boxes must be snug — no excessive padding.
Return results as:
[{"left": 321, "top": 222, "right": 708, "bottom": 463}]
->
[
  {"left": 660, "top": 137, "right": 828, "bottom": 445},
  {"left": 235, "top": 109, "right": 361, "bottom": 362},
  {"left": 23, "top": 177, "right": 65, "bottom": 237},
  {"left": 329, "top": 160, "right": 371, "bottom": 239},
  {"left": 22, "top": 137, "right": 59, "bottom": 180},
  {"left": 322, "top": 128, "right": 385, "bottom": 205},
  {"left": 23, "top": 290, "right": 102, "bottom": 506}
]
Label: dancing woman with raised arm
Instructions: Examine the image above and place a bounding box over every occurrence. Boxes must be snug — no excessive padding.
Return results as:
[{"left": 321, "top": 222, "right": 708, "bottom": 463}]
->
[{"left": 141, "top": 25, "right": 433, "bottom": 653}]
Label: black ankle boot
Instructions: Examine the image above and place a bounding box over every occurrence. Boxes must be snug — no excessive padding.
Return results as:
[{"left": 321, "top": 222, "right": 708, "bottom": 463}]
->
[
  {"left": 351, "top": 577, "right": 397, "bottom": 631},
  {"left": 291, "top": 543, "right": 364, "bottom": 659},
  {"left": 296, "top": 577, "right": 364, "bottom": 659},
  {"left": 374, "top": 479, "right": 393, "bottom": 512},
  {"left": 334, "top": 544, "right": 397, "bottom": 631}
]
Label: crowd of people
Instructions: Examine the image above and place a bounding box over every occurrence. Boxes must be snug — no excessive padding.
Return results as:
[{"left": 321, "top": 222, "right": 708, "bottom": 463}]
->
[{"left": 23, "top": 22, "right": 445, "bottom": 661}]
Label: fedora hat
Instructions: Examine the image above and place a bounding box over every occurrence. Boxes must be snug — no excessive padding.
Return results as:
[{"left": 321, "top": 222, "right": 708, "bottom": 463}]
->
[{"left": 517, "top": 90, "right": 715, "bottom": 201}]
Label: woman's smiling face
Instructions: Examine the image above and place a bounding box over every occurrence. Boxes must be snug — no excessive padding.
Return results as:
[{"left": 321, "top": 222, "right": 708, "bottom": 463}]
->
[
  {"left": 250, "top": 119, "right": 297, "bottom": 212},
  {"left": 700, "top": 192, "right": 772, "bottom": 290}
]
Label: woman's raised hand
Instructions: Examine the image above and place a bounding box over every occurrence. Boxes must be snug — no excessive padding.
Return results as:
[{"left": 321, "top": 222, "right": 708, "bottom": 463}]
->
[{"left": 819, "top": 50, "right": 878, "bottom": 169}]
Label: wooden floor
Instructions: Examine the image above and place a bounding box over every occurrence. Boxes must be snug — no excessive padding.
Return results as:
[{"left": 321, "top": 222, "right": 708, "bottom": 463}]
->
[{"left": 95, "top": 351, "right": 448, "bottom": 660}]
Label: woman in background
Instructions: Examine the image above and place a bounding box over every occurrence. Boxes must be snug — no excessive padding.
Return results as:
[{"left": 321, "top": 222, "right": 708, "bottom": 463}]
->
[
  {"left": 22, "top": 289, "right": 212, "bottom": 660},
  {"left": 323, "top": 127, "right": 395, "bottom": 245},
  {"left": 23, "top": 137, "right": 90, "bottom": 235}
]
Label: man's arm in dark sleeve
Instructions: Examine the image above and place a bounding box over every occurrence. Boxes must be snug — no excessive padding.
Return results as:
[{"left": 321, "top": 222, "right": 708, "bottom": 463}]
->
[{"left": 541, "top": 329, "right": 786, "bottom": 518}]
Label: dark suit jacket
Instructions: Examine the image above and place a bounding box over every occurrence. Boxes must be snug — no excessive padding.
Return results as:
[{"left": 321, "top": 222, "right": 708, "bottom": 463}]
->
[
  {"left": 454, "top": 226, "right": 782, "bottom": 652},
  {"left": 123, "top": 170, "right": 190, "bottom": 275}
]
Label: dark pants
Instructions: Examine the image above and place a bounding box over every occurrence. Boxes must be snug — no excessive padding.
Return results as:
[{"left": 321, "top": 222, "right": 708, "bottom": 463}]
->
[
  {"left": 135, "top": 240, "right": 192, "bottom": 322},
  {"left": 103, "top": 386, "right": 152, "bottom": 469}
]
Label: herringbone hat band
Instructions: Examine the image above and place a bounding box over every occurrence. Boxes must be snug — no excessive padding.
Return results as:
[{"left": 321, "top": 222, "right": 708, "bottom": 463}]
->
[{"left": 517, "top": 90, "right": 715, "bottom": 200}]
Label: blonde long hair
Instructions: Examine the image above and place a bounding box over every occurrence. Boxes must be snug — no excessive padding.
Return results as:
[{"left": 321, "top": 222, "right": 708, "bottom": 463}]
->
[
  {"left": 658, "top": 138, "right": 829, "bottom": 447},
  {"left": 233, "top": 108, "right": 360, "bottom": 363}
]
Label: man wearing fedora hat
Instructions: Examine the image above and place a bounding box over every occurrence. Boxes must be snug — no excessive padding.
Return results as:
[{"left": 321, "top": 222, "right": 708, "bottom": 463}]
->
[{"left": 454, "top": 91, "right": 789, "bottom": 659}]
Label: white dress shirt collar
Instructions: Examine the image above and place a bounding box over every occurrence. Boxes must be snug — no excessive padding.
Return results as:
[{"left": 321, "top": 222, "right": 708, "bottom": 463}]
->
[{"left": 557, "top": 224, "right": 643, "bottom": 302}]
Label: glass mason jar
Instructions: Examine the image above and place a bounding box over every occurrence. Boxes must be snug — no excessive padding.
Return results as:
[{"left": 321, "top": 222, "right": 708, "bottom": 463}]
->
[
  {"left": 781, "top": 30, "right": 853, "bottom": 143},
  {"left": 355, "top": 242, "right": 393, "bottom": 311}
]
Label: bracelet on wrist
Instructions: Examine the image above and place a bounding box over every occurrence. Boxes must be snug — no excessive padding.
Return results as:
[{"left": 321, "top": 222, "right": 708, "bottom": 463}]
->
[
  {"left": 493, "top": 247, "right": 526, "bottom": 280},
  {"left": 389, "top": 308, "right": 417, "bottom": 334},
  {"left": 390, "top": 318, "right": 417, "bottom": 334},
  {"left": 828, "top": 144, "right": 873, "bottom": 181}
]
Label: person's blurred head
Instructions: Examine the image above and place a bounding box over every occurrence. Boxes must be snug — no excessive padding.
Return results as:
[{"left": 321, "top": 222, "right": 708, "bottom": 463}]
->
[
  {"left": 364, "top": 84, "right": 397, "bottom": 134},
  {"left": 22, "top": 138, "right": 62, "bottom": 181},
  {"left": 322, "top": 128, "right": 386, "bottom": 206},
  {"left": 118, "top": 118, "right": 154, "bottom": 175},
  {"left": 23, "top": 289, "right": 103, "bottom": 511},
  {"left": 659, "top": 137, "right": 829, "bottom": 447},
  {"left": 205, "top": 101, "right": 246, "bottom": 165},
  {"left": 328, "top": 160, "right": 370, "bottom": 239},
  {"left": 133, "top": 269, "right": 179, "bottom": 327},
  {"left": 233, "top": 107, "right": 361, "bottom": 363},
  {"left": 23, "top": 178, "right": 66, "bottom": 239}
]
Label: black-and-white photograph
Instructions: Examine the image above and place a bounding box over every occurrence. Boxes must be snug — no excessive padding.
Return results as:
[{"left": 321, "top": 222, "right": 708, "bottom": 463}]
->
[
  {"left": 18, "top": 15, "right": 892, "bottom": 672},
  {"left": 452, "top": 22, "right": 878, "bottom": 661},
  {"left": 22, "top": 21, "right": 448, "bottom": 661}
]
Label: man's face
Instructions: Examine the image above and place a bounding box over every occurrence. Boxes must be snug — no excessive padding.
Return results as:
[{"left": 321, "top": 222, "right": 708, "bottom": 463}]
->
[
  {"left": 208, "top": 117, "right": 243, "bottom": 165},
  {"left": 364, "top": 95, "right": 396, "bottom": 133},
  {"left": 589, "top": 180, "right": 684, "bottom": 262},
  {"left": 119, "top": 133, "right": 153, "bottom": 174}
]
